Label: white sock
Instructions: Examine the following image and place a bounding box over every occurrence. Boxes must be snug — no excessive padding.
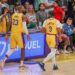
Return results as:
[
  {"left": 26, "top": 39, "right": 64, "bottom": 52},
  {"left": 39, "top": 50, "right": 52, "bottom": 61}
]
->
[
  {"left": 20, "top": 61, "right": 24, "bottom": 66},
  {"left": 4, "top": 49, "right": 15, "bottom": 62},
  {"left": 43, "top": 48, "right": 56, "bottom": 63},
  {"left": 52, "top": 55, "right": 56, "bottom": 66},
  {"left": 4, "top": 57, "right": 7, "bottom": 62}
]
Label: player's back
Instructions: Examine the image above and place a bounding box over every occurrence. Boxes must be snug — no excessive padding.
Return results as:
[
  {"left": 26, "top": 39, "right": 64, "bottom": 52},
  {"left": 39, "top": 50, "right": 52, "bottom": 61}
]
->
[
  {"left": 45, "top": 18, "right": 57, "bottom": 35},
  {"left": 11, "top": 13, "right": 24, "bottom": 34}
]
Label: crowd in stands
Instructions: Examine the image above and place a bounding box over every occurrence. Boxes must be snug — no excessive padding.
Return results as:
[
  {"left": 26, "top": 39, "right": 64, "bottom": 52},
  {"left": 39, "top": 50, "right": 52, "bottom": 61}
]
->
[{"left": 0, "top": 0, "right": 75, "bottom": 54}]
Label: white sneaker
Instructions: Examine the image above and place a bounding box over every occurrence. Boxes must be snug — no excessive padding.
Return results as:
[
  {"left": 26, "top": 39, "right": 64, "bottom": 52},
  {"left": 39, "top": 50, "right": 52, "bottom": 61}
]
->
[
  {"left": 19, "top": 65, "right": 29, "bottom": 72},
  {"left": 56, "top": 50, "right": 59, "bottom": 55},
  {"left": 64, "top": 50, "right": 69, "bottom": 54},
  {"left": 0, "top": 60, "right": 4, "bottom": 70}
]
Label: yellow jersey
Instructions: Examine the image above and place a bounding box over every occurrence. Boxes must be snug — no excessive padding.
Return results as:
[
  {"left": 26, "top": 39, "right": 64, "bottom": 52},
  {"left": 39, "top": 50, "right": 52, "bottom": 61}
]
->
[
  {"left": 0, "top": 22, "right": 2, "bottom": 32},
  {"left": 45, "top": 19, "right": 57, "bottom": 34},
  {"left": 0, "top": 16, "right": 9, "bottom": 32},
  {"left": 11, "top": 13, "right": 24, "bottom": 33}
]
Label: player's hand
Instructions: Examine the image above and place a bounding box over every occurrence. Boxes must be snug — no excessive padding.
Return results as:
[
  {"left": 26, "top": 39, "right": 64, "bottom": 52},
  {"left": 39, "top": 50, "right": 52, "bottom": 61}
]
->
[
  {"left": 41, "top": 27, "right": 46, "bottom": 34},
  {"left": 5, "top": 34, "right": 8, "bottom": 42},
  {"left": 27, "top": 35, "right": 30, "bottom": 40}
]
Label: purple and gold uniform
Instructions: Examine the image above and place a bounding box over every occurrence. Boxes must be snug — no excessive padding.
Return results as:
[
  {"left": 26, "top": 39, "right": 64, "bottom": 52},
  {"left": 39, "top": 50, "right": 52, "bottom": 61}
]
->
[
  {"left": 0, "top": 16, "right": 9, "bottom": 32},
  {"left": 43, "top": 18, "right": 61, "bottom": 48},
  {"left": 10, "top": 13, "right": 25, "bottom": 49}
]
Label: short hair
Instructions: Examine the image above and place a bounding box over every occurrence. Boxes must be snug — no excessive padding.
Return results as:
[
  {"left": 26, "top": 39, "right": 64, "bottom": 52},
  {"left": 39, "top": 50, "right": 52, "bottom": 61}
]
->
[
  {"left": 54, "top": 0, "right": 59, "bottom": 5},
  {"left": 1, "top": 7, "right": 7, "bottom": 14},
  {"left": 15, "top": 3, "right": 20, "bottom": 6},
  {"left": 39, "top": 3, "right": 45, "bottom": 10},
  {"left": 39, "top": 3, "right": 45, "bottom": 7},
  {"left": 18, "top": 5, "right": 23, "bottom": 9},
  {"left": 24, "top": 1, "right": 30, "bottom": 5},
  {"left": 67, "top": 17, "right": 72, "bottom": 21},
  {"left": 48, "top": 11, "right": 55, "bottom": 17}
]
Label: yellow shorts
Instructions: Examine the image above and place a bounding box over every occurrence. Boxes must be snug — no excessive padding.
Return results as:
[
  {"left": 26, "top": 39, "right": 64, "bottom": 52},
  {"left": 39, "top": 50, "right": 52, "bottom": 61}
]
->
[
  {"left": 10, "top": 32, "right": 25, "bottom": 49},
  {"left": 46, "top": 34, "right": 58, "bottom": 48},
  {"left": 0, "top": 26, "right": 2, "bottom": 32}
]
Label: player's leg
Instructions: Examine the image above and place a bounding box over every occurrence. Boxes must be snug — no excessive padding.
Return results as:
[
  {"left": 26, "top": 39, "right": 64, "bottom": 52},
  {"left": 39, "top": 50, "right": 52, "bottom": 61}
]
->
[
  {"left": 19, "top": 48, "right": 29, "bottom": 69},
  {"left": 39, "top": 35, "right": 58, "bottom": 70},
  {"left": 38, "top": 35, "right": 50, "bottom": 71},
  {"left": 17, "top": 33, "right": 29, "bottom": 70},
  {"left": 20, "top": 48, "right": 25, "bottom": 66},
  {"left": 43, "top": 48, "right": 56, "bottom": 64},
  {"left": 39, "top": 48, "right": 57, "bottom": 71},
  {"left": 0, "top": 49, "right": 15, "bottom": 70},
  {"left": 52, "top": 35, "right": 58, "bottom": 70},
  {"left": 43, "top": 48, "right": 58, "bottom": 70},
  {"left": 0, "top": 35, "right": 16, "bottom": 70}
]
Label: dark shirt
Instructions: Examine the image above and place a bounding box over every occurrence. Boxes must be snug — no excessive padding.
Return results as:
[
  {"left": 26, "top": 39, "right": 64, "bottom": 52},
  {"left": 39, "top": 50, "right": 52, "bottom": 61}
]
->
[{"left": 36, "top": 10, "right": 47, "bottom": 26}]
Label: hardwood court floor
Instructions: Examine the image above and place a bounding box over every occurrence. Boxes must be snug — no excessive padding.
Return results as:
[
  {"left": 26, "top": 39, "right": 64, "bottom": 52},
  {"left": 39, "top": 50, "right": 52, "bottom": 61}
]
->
[
  {"left": 0, "top": 52, "right": 75, "bottom": 75},
  {"left": 0, "top": 60, "right": 75, "bottom": 75},
  {"left": 42, "top": 60, "right": 75, "bottom": 75}
]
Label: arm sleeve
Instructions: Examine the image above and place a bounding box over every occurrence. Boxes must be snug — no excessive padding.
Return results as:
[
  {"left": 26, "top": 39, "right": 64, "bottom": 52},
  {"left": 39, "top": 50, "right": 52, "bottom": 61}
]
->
[
  {"left": 56, "top": 20, "right": 62, "bottom": 29},
  {"left": 23, "top": 22, "right": 29, "bottom": 35},
  {"left": 42, "top": 20, "right": 47, "bottom": 28}
]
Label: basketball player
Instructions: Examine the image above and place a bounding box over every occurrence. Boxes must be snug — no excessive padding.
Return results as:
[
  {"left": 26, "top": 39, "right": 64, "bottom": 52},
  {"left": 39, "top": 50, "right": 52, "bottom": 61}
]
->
[
  {"left": 0, "top": 7, "right": 9, "bottom": 32},
  {"left": 39, "top": 11, "right": 62, "bottom": 71},
  {"left": 0, "top": 6, "right": 30, "bottom": 70}
]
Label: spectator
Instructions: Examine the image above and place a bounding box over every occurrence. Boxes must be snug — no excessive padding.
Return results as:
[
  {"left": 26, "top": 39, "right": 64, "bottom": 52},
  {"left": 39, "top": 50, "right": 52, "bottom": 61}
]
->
[
  {"left": 0, "top": 0, "right": 9, "bottom": 15},
  {"left": 53, "top": 1, "right": 65, "bottom": 22},
  {"left": 7, "top": 0, "right": 18, "bottom": 8},
  {"left": 44, "top": 0, "right": 54, "bottom": 13},
  {"left": 63, "top": 18, "right": 75, "bottom": 51},
  {"left": 34, "top": 0, "right": 44, "bottom": 11},
  {"left": 26, "top": 5, "right": 37, "bottom": 28},
  {"left": 0, "top": 7, "right": 9, "bottom": 32},
  {"left": 58, "top": 29, "right": 70, "bottom": 54},
  {"left": 17, "top": 0, "right": 21, "bottom": 5},
  {"left": 13, "top": 3, "right": 19, "bottom": 13},
  {"left": 62, "top": 6, "right": 68, "bottom": 23},
  {"left": 36, "top": 3, "right": 47, "bottom": 28},
  {"left": 24, "top": 1, "right": 30, "bottom": 13}
]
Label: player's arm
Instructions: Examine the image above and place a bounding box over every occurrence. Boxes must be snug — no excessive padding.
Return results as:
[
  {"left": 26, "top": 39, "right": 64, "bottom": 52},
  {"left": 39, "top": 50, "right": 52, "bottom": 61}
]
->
[
  {"left": 22, "top": 15, "right": 30, "bottom": 40},
  {"left": 5, "top": 18, "right": 12, "bottom": 41},
  {"left": 56, "top": 20, "right": 62, "bottom": 42},
  {"left": 41, "top": 20, "right": 46, "bottom": 34}
]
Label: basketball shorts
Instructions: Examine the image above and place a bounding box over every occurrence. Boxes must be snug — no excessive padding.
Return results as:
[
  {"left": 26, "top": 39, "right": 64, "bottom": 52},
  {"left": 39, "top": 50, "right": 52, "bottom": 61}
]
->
[
  {"left": 46, "top": 34, "right": 58, "bottom": 48},
  {"left": 10, "top": 32, "right": 25, "bottom": 49}
]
